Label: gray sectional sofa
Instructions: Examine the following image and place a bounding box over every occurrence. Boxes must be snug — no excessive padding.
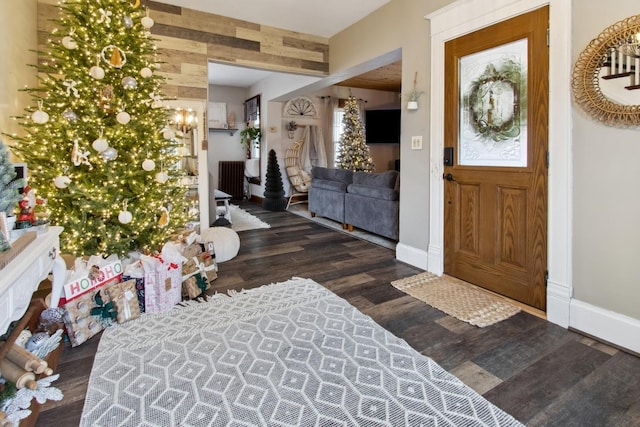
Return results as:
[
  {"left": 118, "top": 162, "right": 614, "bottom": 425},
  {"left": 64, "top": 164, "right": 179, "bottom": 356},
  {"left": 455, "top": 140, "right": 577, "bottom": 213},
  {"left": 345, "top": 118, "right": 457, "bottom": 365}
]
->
[{"left": 308, "top": 166, "right": 399, "bottom": 241}]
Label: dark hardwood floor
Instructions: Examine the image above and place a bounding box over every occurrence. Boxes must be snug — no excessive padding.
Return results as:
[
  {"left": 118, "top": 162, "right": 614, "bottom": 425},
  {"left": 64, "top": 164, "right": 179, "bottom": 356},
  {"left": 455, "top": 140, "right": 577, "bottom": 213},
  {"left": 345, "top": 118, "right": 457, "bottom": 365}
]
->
[{"left": 36, "top": 202, "right": 640, "bottom": 426}]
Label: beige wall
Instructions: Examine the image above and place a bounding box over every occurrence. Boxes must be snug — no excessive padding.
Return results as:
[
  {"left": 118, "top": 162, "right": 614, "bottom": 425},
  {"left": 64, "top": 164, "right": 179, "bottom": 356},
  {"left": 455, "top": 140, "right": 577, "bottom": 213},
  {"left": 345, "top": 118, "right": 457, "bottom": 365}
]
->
[
  {"left": 0, "top": 0, "right": 38, "bottom": 149},
  {"left": 331, "top": 0, "right": 640, "bottom": 324},
  {"left": 572, "top": 2, "right": 640, "bottom": 319},
  {"left": 330, "top": 0, "right": 453, "bottom": 253}
]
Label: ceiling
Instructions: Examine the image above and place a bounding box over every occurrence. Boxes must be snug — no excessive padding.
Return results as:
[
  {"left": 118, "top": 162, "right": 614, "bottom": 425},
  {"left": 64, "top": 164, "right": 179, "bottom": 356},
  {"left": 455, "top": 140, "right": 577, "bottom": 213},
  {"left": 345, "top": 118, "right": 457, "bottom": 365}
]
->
[
  {"left": 157, "top": 0, "right": 391, "bottom": 39},
  {"left": 162, "top": 0, "right": 402, "bottom": 92}
]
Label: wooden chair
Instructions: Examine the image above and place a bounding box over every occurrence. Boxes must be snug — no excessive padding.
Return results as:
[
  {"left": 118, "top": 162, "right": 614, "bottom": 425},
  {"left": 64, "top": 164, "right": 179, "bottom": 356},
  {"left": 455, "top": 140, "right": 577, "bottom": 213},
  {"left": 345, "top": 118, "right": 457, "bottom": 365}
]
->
[{"left": 284, "top": 139, "right": 311, "bottom": 209}]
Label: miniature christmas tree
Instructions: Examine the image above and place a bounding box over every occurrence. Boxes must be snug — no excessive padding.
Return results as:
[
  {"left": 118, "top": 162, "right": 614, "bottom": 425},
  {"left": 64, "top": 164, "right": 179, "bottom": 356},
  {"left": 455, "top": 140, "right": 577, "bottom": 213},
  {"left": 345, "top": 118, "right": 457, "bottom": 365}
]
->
[
  {"left": 0, "top": 139, "right": 23, "bottom": 215},
  {"left": 262, "top": 149, "right": 287, "bottom": 211},
  {"left": 335, "top": 95, "right": 375, "bottom": 172},
  {"left": 10, "top": 1, "right": 189, "bottom": 256}
]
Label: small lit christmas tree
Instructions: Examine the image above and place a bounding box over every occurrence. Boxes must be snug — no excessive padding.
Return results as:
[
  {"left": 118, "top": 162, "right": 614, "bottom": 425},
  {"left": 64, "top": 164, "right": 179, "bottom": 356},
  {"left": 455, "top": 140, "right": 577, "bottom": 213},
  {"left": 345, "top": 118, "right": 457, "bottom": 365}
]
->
[
  {"left": 335, "top": 95, "right": 375, "bottom": 172},
  {"left": 0, "top": 139, "right": 22, "bottom": 214},
  {"left": 262, "top": 149, "right": 287, "bottom": 211},
  {"left": 11, "top": 0, "right": 189, "bottom": 256}
]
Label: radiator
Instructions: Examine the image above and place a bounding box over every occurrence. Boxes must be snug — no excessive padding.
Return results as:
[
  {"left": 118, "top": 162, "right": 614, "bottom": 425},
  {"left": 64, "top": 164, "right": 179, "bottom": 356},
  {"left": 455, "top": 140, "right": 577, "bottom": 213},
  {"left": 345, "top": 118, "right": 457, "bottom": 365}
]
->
[{"left": 218, "top": 161, "right": 245, "bottom": 199}]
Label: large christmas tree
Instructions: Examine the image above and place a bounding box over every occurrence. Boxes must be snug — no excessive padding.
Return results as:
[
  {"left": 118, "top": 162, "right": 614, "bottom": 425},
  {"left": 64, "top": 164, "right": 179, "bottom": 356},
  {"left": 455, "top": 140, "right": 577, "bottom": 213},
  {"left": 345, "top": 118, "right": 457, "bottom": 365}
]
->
[
  {"left": 335, "top": 95, "right": 375, "bottom": 172},
  {"left": 11, "top": 0, "right": 189, "bottom": 257},
  {"left": 0, "top": 139, "right": 22, "bottom": 214}
]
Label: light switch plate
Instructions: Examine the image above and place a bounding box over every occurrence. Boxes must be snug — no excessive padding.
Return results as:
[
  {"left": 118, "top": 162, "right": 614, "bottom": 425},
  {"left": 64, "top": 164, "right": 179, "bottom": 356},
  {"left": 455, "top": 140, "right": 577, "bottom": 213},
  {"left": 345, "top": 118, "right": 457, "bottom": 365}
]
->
[{"left": 411, "top": 135, "right": 422, "bottom": 150}]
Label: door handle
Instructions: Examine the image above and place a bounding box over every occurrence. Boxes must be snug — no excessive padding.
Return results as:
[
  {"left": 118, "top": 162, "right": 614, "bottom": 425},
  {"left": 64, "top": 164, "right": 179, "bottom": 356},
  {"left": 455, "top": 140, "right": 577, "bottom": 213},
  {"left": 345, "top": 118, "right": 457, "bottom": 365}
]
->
[{"left": 444, "top": 173, "right": 456, "bottom": 181}]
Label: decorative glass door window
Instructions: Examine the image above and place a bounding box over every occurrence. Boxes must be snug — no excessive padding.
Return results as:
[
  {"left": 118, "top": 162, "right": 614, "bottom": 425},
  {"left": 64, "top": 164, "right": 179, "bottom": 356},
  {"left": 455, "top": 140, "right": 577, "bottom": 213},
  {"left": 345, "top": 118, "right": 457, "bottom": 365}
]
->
[{"left": 458, "top": 39, "right": 528, "bottom": 167}]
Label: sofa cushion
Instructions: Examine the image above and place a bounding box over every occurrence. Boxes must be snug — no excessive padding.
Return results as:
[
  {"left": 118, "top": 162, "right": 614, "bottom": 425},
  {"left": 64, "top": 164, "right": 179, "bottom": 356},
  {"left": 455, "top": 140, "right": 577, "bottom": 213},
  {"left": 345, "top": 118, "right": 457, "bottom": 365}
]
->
[
  {"left": 312, "top": 166, "right": 353, "bottom": 185},
  {"left": 311, "top": 178, "right": 348, "bottom": 193},
  {"left": 353, "top": 170, "right": 398, "bottom": 189},
  {"left": 347, "top": 184, "right": 399, "bottom": 201}
]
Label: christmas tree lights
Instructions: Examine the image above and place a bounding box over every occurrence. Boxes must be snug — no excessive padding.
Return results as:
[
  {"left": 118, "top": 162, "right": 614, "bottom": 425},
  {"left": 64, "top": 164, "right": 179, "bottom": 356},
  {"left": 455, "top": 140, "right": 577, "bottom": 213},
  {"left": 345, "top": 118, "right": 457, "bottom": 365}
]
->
[
  {"left": 10, "top": 0, "right": 189, "bottom": 256},
  {"left": 335, "top": 95, "right": 375, "bottom": 172}
]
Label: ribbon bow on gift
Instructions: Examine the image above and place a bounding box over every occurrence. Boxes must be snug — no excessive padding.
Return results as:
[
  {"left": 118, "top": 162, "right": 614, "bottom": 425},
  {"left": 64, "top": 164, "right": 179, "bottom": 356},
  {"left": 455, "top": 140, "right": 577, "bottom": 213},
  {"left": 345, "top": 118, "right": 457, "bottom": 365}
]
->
[
  {"left": 91, "top": 290, "right": 116, "bottom": 322},
  {"left": 152, "top": 254, "right": 179, "bottom": 270}
]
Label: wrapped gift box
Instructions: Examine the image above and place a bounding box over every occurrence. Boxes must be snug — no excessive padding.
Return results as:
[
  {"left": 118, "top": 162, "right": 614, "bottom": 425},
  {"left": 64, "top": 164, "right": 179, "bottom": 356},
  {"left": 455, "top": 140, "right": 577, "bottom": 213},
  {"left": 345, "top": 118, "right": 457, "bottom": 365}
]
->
[
  {"left": 122, "top": 275, "right": 145, "bottom": 313},
  {"left": 182, "top": 252, "right": 217, "bottom": 287},
  {"left": 104, "top": 279, "right": 141, "bottom": 323},
  {"left": 182, "top": 272, "right": 208, "bottom": 299},
  {"left": 62, "top": 259, "right": 123, "bottom": 303},
  {"left": 62, "top": 290, "right": 104, "bottom": 347},
  {"left": 141, "top": 256, "right": 182, "bottom": 314}
]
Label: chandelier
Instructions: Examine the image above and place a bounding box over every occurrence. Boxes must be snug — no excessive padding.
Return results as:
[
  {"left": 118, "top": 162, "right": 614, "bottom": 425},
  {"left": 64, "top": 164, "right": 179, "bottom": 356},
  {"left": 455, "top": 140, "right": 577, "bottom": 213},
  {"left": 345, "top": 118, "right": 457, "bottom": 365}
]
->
[{"left": 174, "top": 108, "right": 197, "bottom": 133}]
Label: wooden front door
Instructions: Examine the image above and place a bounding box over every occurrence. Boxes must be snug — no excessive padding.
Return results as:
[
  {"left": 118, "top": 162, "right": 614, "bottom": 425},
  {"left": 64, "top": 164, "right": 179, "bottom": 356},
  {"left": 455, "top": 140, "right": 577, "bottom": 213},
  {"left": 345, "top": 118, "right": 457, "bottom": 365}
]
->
[{"left": 443, "top": 7, "right": 548, "bottom": 310}]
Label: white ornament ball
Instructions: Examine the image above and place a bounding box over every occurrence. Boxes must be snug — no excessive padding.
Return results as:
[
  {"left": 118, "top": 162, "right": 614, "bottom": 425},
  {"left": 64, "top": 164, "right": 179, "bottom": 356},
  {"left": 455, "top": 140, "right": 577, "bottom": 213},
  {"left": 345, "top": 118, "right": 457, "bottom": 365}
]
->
[
  {"left": 121, "top": 76, "right": 138, "bottom": 89},
  {"left": 101, "top": 147, "right": 118, "bottom": 161},
  {"left": 89, "top": 65, "right": 105, "bottom": 80},
  {"left": 62, "top": 36, "right": 77, "bottom": 49},
  {"left": 155, "top": 171, "right": 169, "bottom": 183},
  {"left": 140, "top": 67, "right": 153, "bottom": 78},
  {"left": 31, "top": 109, "right": 49, "bottom": 124},
  {"left": 162, "top": 128, "right": 175, "bottom": 140},
  {"left": 118, "top": 210, "right": 133, "bottom": 224},
  {"left": 54, "top": 175, "right": 71, "bottom": 189},
  {"left": 92, "top": 138, "right": 109, "bottom": 152},
  {"left": 141, "top": 16, "right": 155, "bottom": 29},
  {"left": 142, "top": 159, "right": 156, "bottom": 171},
  {"left": 116, "top": 111, "right": 131, "bottom": 124}
]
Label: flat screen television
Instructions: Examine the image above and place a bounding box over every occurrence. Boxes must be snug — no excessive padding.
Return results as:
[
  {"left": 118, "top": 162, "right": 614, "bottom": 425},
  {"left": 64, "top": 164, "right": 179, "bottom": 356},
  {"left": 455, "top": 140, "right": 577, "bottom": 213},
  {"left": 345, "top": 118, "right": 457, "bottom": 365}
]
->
[{"left": 364, "top": 109, "right": 401, "bottom": 144}]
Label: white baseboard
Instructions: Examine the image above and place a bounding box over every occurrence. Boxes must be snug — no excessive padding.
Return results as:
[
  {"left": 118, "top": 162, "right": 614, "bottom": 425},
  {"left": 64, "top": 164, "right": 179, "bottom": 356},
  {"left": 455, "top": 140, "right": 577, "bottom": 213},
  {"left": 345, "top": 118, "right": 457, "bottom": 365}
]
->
[
  {"left": 546, "top": 279, "right": 571, "bottom": 328},
  {"left": 570, "top": 299, "right": 640, "bottom": 354},
  {"left": 396, "top": 243, "right": 428, "bottom": 270}
]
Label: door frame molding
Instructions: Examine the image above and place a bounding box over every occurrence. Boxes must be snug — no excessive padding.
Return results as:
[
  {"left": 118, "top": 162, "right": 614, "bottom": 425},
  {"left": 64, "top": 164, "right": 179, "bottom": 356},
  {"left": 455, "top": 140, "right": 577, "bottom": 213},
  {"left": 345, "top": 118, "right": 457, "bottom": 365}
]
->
[{"left": 425, "top": 0, "right": 572, "bottom": 327}]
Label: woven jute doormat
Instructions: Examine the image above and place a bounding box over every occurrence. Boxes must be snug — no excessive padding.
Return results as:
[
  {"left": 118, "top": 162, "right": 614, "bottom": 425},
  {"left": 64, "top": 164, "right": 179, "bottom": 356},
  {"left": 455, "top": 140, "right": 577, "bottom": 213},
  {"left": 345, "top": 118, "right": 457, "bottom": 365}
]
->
[{"left": 391, "top": 272, "right": 521, "bottom": 327}]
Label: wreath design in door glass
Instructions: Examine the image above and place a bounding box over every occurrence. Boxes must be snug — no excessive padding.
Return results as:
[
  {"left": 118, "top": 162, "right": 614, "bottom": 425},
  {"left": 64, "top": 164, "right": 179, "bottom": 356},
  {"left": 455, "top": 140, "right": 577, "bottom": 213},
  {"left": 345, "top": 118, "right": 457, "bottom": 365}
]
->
[
  {"left": 459, "top": 39, "right": 528, "bottom": 167},
  {"left": 572, "top": 14, "right": 640, "bottom": 127}
]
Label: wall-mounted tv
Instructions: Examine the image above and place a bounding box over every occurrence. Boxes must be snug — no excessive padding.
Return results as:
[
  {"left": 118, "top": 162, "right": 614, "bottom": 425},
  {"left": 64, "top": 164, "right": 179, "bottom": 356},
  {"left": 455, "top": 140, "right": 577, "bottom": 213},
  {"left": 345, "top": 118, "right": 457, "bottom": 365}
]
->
[{"left": 364, "top": 109, "right": 401, "bottom": 144}]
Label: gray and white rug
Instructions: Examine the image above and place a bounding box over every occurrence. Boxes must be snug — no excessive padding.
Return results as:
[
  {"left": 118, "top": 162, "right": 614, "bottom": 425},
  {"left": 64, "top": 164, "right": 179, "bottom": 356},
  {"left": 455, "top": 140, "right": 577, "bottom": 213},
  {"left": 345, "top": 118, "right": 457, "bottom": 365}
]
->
[{"left": 80, "top": 277, "right": 522, "bottom": 426}]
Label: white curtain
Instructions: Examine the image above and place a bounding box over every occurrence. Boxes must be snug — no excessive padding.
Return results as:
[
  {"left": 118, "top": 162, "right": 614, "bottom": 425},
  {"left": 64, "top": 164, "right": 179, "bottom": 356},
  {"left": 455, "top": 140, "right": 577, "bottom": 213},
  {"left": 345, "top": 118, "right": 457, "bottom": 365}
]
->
[
  {"left": 320, "top": 96, "right": 339, "bottom": 166},
  {"left": 357, "top": 98, "right": 366, "bottom": 125},
  {"left": 300, "top": 125, "right": 328, "bottom": 171}
]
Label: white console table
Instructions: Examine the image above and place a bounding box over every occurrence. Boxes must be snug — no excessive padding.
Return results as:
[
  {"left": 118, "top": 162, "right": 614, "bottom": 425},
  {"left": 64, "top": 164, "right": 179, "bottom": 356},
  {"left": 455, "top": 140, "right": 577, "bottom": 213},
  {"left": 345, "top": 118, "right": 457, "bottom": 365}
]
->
[{"left": 0, "top": 226, "right": 65, "bottom": 336}]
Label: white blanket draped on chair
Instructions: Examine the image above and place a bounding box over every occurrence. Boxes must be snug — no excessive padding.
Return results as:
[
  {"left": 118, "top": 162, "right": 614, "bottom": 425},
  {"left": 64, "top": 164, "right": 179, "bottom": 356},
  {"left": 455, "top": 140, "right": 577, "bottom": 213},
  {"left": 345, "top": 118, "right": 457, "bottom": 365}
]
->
[{"left": 300, "top": 125, "right": 327, "bottom": 170}]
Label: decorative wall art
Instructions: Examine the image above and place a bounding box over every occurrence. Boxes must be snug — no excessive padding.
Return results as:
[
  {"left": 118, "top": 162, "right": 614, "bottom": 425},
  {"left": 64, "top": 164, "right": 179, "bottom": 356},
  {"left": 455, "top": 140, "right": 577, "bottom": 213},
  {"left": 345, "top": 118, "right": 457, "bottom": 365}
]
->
[
  {"left": 459, "top": 39, "right": 528, "bottom": 167},
  {"left": 284, "top": 96, "right": 318, "bottom": 118},
  {"left": 572, "top": 14, "right": 640, "bottom": 127},
  {"left": 208, "top": 102, "right": 227, "bottom": 128}
]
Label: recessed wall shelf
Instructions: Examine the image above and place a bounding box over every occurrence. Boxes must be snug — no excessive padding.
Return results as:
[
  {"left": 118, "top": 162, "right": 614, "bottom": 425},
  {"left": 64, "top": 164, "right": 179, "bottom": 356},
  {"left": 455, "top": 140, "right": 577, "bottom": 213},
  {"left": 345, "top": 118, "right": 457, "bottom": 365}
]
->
[{"left": 209, "top": 128, "right": 238, "bottom": 136}]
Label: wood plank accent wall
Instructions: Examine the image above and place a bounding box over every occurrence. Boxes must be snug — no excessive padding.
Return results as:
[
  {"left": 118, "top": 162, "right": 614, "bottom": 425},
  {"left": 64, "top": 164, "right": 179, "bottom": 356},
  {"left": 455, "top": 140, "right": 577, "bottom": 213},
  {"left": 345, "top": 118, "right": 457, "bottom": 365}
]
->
[{"left": 37, "top": 0, "right": 329, "bottom": 103}]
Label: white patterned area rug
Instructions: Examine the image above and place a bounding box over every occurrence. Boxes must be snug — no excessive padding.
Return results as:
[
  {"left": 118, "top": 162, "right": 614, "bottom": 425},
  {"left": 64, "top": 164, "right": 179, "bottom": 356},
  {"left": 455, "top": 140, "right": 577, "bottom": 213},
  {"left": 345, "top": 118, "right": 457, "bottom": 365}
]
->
[
  {"left": 226, "top": 204, "right": 270, "bottom": 232},
  {"left": 80, "top": 277, "right": 523, "bottom": 427}
]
